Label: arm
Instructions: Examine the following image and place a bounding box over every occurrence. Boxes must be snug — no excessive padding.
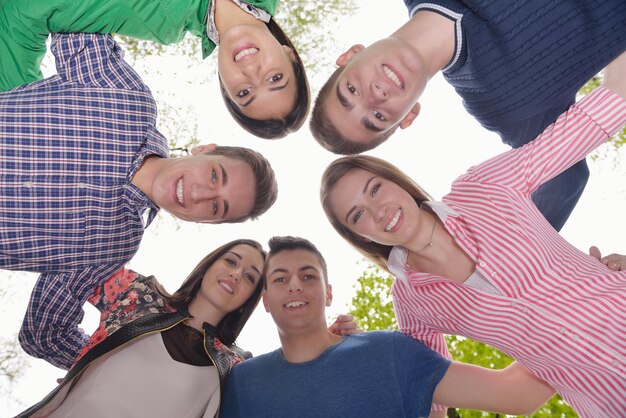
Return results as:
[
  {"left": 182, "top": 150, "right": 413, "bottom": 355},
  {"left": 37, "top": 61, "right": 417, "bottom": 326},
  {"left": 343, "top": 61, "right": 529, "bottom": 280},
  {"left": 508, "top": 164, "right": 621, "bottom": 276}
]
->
[
  {"left": 589, "top": 246, "right": 626, "bottom": 271},
  {"left": 465, "top": 86, "right": 626, "bottom": 197},
  {"left": 18, "top": 264, "right": 121, "bottom": 369},
  {"left": 433, "top": 361, "right": 554, "bottom": 416}
]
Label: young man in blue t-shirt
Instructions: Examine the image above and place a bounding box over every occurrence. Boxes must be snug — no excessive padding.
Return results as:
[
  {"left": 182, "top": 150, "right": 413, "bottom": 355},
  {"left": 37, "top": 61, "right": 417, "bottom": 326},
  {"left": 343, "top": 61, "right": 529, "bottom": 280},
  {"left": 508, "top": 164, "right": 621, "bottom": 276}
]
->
[
  {"left": 310, "top": 0, "right": 626, "bottom": 232},
  {"left": 220, "top": 236, "right": 554, "bottom": 417}
]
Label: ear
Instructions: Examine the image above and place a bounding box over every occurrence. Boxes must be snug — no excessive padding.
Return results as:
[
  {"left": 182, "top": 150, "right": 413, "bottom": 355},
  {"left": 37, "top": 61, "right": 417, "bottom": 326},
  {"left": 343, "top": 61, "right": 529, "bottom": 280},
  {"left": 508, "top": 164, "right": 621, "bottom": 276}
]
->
[
  {"left": 262, "top": 290, "right": 270, "bottom": 313},
  {"left": 190, "top": 143, "right": 217, "bottom": 155},
  {"left": 336, "top": 44, "right": 365, "bottom": 67},
  {"left": 325, "top": 284, "right": 333, "bottom": 307},
  {"left": 399, "top": 102, "right": 421, "bottom": 129},
  {"left": 282, "top": 45, "right": 296, "bottom": 62}
]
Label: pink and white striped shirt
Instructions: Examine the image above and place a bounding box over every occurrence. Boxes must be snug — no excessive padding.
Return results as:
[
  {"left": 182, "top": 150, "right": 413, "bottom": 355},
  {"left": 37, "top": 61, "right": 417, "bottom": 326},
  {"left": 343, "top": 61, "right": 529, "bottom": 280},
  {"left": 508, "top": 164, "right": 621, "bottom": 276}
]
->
[{"left": 388, "top": 87, "right": 626, "bottom": 416}]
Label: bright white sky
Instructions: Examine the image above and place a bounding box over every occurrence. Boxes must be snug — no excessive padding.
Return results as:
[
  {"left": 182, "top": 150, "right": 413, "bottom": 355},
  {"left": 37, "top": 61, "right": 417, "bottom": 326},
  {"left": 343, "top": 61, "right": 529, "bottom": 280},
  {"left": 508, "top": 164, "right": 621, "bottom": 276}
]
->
[{"left": 2, "top": 1, "right": 625, "bottom": 415}]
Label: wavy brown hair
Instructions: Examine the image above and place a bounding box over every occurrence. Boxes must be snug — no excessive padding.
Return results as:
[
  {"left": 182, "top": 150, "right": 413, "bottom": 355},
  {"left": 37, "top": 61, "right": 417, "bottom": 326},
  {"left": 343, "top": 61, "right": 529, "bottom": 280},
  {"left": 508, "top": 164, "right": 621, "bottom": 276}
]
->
[
  {"left": 320, "top": 155, "right": 432, "bottom": 273},
  {"left": 160, "top": 239, "right": 266, "bottom": 345}
]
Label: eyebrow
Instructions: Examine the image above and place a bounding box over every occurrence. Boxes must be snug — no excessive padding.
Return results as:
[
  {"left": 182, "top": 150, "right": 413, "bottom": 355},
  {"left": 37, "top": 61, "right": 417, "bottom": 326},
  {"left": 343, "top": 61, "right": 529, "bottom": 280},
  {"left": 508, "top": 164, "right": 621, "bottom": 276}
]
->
[
  {"left": 240, "top": 80, "right": 290, "bottom": 107},
  {"left": 361, "top": 117, "right": 384, "bottom": 133},
  {"left": 336, "top": 83, "right": 354, "bottom": 111},
  {"left": 269, "top": 265, "right": 319, "bottom": 276},
  {"left": 221, "top": 163, "right": 230, "bottom": 219},
  {"left": 229, "top": 251, "right": 262, "bottom": 276},
  {"left": 344, "top": 175, "right": 376, "bottom": 223}
]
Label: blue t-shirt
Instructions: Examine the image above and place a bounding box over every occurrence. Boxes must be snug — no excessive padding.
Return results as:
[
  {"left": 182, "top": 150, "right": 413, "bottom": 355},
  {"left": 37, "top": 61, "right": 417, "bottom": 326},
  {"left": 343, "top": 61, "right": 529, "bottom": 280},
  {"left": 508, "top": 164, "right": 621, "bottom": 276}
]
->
[{"left": 220, "top": 331, "right": 451, "bottom": 418}]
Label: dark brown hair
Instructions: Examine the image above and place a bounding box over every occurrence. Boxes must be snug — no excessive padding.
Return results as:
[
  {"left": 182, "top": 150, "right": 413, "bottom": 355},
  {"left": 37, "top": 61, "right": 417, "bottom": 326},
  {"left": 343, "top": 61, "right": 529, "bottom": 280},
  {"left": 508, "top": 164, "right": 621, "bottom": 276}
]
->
[
  {"left": 310, "top": 66, "right": 398, "bottom": 154},
  {"left": 320, "top": 155, "right": 432, "bottom": 273},
  {"left": 207, "top": 146, "right": 278, "bottom": 223},
  {"left": 161, "top": 239, "right": 266, "bottom": 345},
  {"left": 219, "top": 19, "right": 310, "bottom": 139},
  {"left": 264, "top": 236, "right": 328, "bottom": 285}
]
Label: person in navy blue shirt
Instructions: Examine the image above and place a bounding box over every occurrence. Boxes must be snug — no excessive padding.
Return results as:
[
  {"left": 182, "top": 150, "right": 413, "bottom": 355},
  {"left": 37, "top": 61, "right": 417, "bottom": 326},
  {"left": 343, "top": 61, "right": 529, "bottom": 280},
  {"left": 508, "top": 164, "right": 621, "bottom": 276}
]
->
[
  {"left": 0, "top": 33, "right": 278, "bottom": 370},
  {"left": 311, "top": 0, "right": 626, "bottom": 232},
  {"left": 221, "top": 236, "right": 554, "bottom": 418}
]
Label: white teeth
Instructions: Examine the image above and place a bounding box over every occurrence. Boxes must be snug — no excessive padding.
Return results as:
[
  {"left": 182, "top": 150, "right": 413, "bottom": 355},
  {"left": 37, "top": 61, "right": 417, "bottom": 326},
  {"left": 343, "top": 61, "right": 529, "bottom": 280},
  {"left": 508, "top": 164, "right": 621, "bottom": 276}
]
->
[
  {"left": 385, "top": 209, "right": 401, "bottom": 232},
  {"left": 220, "top": 281, "right": 234, "bottom": 294},
  {"left": 234, "top": 47, "right": 259, "bottom": 62},
  {"left": 285, "top": 301, "right": 307, "bottom": 308},
  {"left": 383, "top": 65, "right": 403, "bottom": 88},
  {"left": 176, "top": 179, "right": 183, "bottom": 205}
]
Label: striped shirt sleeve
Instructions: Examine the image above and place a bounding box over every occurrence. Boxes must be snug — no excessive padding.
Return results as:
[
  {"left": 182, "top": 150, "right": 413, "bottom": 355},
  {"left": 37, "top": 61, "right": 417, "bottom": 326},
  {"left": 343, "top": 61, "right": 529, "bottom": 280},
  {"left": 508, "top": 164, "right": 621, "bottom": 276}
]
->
[{"left": 463, "top": 87, "right": 626, "bottom": 196}]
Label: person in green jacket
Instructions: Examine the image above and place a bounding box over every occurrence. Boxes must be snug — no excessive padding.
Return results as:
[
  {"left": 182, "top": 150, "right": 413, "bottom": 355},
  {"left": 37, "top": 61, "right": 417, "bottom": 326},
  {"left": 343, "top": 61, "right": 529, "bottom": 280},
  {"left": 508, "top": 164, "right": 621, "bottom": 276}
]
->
[{"left": 0, "top": 0, "right": 308, "bottom": 139}]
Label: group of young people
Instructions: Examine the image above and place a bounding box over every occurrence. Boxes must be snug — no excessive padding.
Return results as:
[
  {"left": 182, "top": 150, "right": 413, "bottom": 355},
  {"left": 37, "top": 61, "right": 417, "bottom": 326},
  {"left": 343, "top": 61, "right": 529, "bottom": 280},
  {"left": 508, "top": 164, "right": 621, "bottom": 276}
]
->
[{"left": 1, "top": 0, "right": 625, "bottom": 416}]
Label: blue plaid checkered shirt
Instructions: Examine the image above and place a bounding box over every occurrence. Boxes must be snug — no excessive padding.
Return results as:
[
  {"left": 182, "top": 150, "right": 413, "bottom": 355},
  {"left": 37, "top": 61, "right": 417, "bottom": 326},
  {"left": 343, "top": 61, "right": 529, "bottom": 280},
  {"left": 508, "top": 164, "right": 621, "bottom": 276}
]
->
[{"left": 0, "top": 33, "right": 169, "bottom": 369}]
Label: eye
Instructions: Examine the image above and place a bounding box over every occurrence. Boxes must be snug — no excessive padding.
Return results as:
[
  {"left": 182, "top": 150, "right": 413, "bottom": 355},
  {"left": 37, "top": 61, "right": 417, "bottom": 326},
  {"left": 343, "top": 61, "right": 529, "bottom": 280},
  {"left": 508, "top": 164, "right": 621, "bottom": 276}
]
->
[
  {"left": 212, "top": 200, "right": 219, "bottom": 216},
  {"left": 371, "top": 184, "right": 380, "bottom": 197},
  {"left": 245, "top": 273, "right": 256, "bottom": 284},
  {"left": 225, "top": 257, "right": 236, "bottom": 266},
  {"left": 268, "top": 73, "right": 283, "bottom": 83},
  {"left": 303, "top": 274, "right": 315, "bottom": 281},
  {"left": 347, "top": 83, "right": 357, "bottom": 95},
  {"left": 353, "top": 209, "right": 363, "bottom": 224},
  {"left": 374, "top": 111, "right": 386, "bottom": 121},
  {"left": 211, "top": 169, "right": 217, "bottom": 184},
  {"left": 237, "top": 88, "right": 251, "bottom": 98},
  {"left": 274, "top": 276, "right": 286, "bottom": 283}
]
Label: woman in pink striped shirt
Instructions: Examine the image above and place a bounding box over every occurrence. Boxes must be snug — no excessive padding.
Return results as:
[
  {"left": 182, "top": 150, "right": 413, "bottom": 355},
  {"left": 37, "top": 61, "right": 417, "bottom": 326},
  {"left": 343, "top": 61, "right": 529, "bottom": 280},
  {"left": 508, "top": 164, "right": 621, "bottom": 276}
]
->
[{"left": 320, "top": 55, "right": 626, "bottom": 416}]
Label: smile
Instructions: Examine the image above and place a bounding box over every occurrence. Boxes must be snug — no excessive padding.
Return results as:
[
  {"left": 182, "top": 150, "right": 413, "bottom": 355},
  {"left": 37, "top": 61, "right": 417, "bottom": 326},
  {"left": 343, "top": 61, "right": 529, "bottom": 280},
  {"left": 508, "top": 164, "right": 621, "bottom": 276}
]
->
[
  {"left": 219, "top": 280, "right": 234, "bottom": 294},
  {"left": 382, "top": 64, "right": 404, "bottom": 89},
  {"left": 234, "top": 47, "right": 259, "bottom": 62},
  {"left": 284, "top": 301, "right": 308, "bottom": 309},
  {"left": 176, "top": 178, "right": 184, "bottom": 206},
  {"left": 385, "top": 208, "right": 401, "bottom": 232}
]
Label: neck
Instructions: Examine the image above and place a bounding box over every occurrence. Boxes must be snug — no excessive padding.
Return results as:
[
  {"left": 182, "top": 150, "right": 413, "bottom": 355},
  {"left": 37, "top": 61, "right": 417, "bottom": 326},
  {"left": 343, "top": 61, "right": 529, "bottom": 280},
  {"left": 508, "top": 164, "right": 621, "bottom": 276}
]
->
[
  {"left": 214, "top": 0, "right": 265, "bottom": 34},
  {"left": 392, "top": 9, "right": 456, "bottom": 77},
  {"left": 185, "top": 297, "right": 225, "bottom": 332},
  {"left": 130, "top": 155, "right": 164, "bottom": 200},
  {"left": 278, "top": 323, "right": 342, "bottom": 363}
]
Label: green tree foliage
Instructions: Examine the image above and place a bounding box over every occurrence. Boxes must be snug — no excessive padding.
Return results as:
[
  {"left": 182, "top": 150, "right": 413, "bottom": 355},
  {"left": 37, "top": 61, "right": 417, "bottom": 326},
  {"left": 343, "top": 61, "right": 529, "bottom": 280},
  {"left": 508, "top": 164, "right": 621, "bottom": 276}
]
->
[{"left": 348, "top": 264, "right": 577, "bottom": 418}]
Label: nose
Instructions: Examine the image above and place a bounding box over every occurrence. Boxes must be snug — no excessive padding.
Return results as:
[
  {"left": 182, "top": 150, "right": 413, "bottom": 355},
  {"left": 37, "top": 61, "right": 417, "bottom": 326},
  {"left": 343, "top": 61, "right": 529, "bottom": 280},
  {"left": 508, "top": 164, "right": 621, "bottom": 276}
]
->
[
  {"left": 288, "top": 277, "right": 302, "bottom": 293},
  {"left": 241, "top": 62, "right": 262, "bottom": 83},
  {"left": 190, "top": 183, "right": 217, "bottom": 203},
  {"left": 229, "top": 269, "right": 241, "bottom": 283},
  {"left": 373, "top": 202, "right": 387, "bottom": 224},
  {"left": 369, "top": 81, "right": 388, "bottom": 103}
]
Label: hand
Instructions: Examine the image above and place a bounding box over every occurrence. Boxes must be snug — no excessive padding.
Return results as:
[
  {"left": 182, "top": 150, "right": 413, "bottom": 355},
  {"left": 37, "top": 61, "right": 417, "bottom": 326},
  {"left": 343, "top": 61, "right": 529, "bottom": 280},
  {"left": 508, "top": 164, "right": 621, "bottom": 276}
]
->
[
  {"left": 589, "top": 246, "right": 626, "bottom": 271},
  {"left": 328, "top": 314, "right": 362, "bottom": 336}
]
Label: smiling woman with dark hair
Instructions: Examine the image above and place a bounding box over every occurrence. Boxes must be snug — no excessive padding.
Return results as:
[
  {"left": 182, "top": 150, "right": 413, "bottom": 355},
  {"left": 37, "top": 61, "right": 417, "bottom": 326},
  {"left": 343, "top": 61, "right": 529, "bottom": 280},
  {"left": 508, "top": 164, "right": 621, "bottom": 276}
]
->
[
  {"left": 18, "top": 239, "right": 266, "bottom": 418},
  {"left": 0, "top": 0, "right": 309, "bottom": 139}
]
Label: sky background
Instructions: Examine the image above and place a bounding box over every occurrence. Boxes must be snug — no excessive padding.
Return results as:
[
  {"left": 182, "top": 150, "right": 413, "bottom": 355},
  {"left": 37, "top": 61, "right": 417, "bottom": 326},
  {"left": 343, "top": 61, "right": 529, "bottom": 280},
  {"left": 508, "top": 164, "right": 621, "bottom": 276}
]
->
[{"left": 2, "top": 1, "right": 625, "bottom": 415}]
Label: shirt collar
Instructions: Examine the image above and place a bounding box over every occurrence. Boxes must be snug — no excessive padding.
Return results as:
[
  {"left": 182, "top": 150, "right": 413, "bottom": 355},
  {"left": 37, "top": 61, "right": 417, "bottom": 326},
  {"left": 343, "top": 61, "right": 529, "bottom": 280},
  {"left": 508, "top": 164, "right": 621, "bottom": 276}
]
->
[{"left": 206, "top": 0, "right": 272, "bottom": 46}]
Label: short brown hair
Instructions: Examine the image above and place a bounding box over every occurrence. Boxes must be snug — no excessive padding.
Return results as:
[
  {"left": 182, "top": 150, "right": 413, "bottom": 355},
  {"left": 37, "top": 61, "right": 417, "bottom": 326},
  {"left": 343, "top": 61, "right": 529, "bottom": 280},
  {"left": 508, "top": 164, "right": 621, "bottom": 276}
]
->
[
  {"left": 310, "top": 66, "right": 398, "bottom": 155},
  {"left": 219, "top": 19, "right": 310, "bottom": 139},
  {"left": 320, "top": 155, "right": 432, "bottom": 273},
  {"left": 160, "top": 239, "right": 266, "bottom": 345},
  {"left": 207, "top": 145, "right": 278, "bottom": 223},
  {"left": 264, "top": 236, "right": 328, "bottom": 286}
]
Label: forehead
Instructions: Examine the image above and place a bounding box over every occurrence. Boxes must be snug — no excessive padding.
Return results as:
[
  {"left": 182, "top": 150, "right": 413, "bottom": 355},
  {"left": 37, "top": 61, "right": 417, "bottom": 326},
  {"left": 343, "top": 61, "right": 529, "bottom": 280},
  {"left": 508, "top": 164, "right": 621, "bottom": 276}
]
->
[{"left": 266, "top": 248, "right": 324, "bottom": 275}]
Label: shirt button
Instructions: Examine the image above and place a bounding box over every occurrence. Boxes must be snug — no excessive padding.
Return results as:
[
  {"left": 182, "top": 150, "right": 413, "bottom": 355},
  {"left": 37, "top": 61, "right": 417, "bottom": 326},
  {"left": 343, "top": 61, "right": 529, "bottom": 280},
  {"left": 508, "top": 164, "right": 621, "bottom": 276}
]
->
[
  {"left": 559, "top": 327, "right": 567, "bottom": 334},
  {"left": 77, "top": 182, "right": 86, "bottom": 188},
  {"left": 571, "top": 334, "right": 580, "bottom": 341},
  {"left": 479, "top": 261, "right": 486, "bottom": 267},
  {"left": 612, "top": 360, "right": 620, "bottom": 367},
  {"left": 23, "top": 181, "right": 33, "bottom": 188},
  {"left": 521, "top": 307, "right": 529, "bottom": 313}
]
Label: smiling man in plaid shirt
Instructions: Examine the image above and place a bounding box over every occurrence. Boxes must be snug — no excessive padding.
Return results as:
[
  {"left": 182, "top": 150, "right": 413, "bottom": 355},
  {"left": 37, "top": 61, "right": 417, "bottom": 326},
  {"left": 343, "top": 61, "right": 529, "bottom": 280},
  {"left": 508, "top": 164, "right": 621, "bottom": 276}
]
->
[{"left": 0, "top": 32, "right": 277, "bottom": 369}]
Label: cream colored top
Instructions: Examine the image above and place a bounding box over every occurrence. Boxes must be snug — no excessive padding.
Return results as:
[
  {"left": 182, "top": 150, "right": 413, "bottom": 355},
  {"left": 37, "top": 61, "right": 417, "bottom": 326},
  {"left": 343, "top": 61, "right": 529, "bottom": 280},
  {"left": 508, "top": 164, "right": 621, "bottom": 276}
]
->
[{"left": 47, "top": 333, "right": 219, "bottom": 418}]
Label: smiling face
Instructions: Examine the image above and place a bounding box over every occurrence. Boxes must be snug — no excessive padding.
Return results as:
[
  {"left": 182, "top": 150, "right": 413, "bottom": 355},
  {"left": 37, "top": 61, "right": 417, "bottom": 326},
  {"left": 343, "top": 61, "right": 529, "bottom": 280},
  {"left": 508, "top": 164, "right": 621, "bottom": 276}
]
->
[
  {"left": 218, "top": 24, "right": 297, "bottom": 121},
  {"left": 327, "top": 168, "right": 426, "bottom": 248},
  {"left": 150, "top": 153, "right": 255, "bottom": 223},
  {"left": 191, "top": 244, "right": 265, "bottom": 320},
  {"left": 263, "top": 248, "right": 332, "bottom": 335},
  {"left": 323, "top": 40, "right": 427, "bottom": 145}
]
